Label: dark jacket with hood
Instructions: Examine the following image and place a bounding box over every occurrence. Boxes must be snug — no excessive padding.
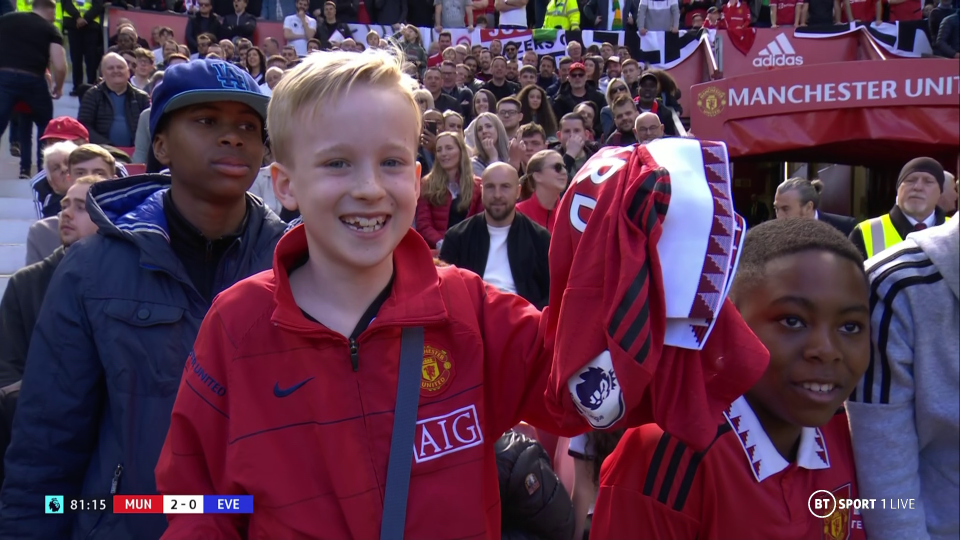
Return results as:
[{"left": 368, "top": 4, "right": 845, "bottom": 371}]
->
[
  {"left": 0, "top": 175, "right": 285, "bottom": 540},
  {"left": 550, "top": 80, "right": 607, "bottom": 124},
  {"left": 496, "top": 430, "right": 576, "bottom": 540}
]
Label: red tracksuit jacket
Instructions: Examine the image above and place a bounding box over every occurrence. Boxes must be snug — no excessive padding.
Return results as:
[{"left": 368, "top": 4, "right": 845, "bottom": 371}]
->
[{"left": 155, "top": 225, "right": 577, "bottom": 539}]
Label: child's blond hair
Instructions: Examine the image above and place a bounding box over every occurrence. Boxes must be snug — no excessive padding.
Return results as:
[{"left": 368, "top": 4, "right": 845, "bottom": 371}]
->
[{"left": 267, "top": 49, "right": 421, "bottom": 166}]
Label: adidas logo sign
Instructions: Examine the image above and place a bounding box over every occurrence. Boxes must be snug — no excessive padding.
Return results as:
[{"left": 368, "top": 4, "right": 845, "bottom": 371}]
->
[{"left": 752, "top": 34, "right": 804, "bottom": 67}]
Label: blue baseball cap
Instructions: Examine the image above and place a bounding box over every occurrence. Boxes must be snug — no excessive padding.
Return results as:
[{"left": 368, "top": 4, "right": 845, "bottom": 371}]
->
[{"left": 149, "top": 59, "right": 269, "bottom": 137}]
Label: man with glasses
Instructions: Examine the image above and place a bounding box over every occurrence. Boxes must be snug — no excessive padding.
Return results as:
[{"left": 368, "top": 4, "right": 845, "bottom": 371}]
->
[
  {"left": 440, "top": 60, "right": 474, "bottom": 121},
  {"left": 185, "top": 2, "right": 222, "bottom": 55},
  {"left": 497, "top": 97, "right": 523, "bottom": 140},
  {"left": 550, "top": 62, "right": 605, "bottom": 121},
  {"left": 633, "top": 111, "right": 664, "bottom": 145},
  {"left": 503, "top": 41, "right": 520, "bottom": 60}
]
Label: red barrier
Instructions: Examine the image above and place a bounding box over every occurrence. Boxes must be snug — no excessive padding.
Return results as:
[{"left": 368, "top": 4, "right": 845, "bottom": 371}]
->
[
  {"left": 106, "top": 7, "right": 285, "bottom": 48},
  {"left": 718, "top": 27, "right": 860, "bottom": 79},
  {"left": 690, "top": 59, "right": 960, "bottom": 163}
]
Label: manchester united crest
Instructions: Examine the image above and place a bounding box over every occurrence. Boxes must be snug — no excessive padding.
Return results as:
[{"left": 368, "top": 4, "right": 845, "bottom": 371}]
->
[
  {"left": 824, "top": 483, "right": 851, "bottom": 540},
  {"left": 421, "top": 345, "right": 455, "bottom": 396},
  {"left": 697, "top": 87, "right": 727, "bottom": 118}
]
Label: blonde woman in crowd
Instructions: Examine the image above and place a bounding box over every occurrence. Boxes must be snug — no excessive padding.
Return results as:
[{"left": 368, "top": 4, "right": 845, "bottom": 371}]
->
[
  {"left": 415, "top": 131, "right": 483, "bottom": 249},
  {"left": 469, "top": 112, "right": 510, "bottom": 176}
]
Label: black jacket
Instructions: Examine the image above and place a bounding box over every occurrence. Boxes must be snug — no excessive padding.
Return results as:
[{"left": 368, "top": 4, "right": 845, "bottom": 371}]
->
[
  {"left": 849, "top": 205, "right": 950, "bottom": 260},
  {"left": 0, "top": 176, "right": 285, "bottom": 540},
  {"left": 818, "top": 211, "right": 856, "bottom": 237},
  {"left": 935, "top": 11, "right": 959, "bottom": 58},
  {"left": 61, "top": 0, "right": 104, "bottom": 28},
  {"left": 0, "top": 381, "right": 20, "bottom": 488},
  {"left": 550, "top": 81, "right": 607, "bottom": 126},
  {"left": 433, "top": 91, "right": 463, "bottom": 116},
  {"left": 213, "top": 0, "right": 261, "bottom": 18},
  {"left": 77, "top": 81, "right": 150, "bottom": 146},
  {"left": 371, "top": 0, "right": 407, "bottom": 23},
  {"left": 496, "top": 430, "right": 575, "bottom": 540},
  {"left": 316, "top": 18, "right": 354, "bottom": 48},
  {"left": 0, "top": 247, "right": 65, "bottom": 388},
  {"left": 185, "top": 13, "right": 223, "bottom": 53},
  {"left": 220, "top": 11, "right": 257, "bottom": 41},
  {"left": 439, "top": 212, "right": 551, "bottom": 309}
]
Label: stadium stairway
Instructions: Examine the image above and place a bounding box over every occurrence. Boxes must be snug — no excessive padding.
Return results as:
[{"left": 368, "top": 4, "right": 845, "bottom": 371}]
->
[{"left": 0, "top": 84, "right": 79, "bottom": 297}]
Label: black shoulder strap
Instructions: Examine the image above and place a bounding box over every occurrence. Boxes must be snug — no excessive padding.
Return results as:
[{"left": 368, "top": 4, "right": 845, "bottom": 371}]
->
[{"left": 380, "top": 326, "right": 424, "bottom": 540}]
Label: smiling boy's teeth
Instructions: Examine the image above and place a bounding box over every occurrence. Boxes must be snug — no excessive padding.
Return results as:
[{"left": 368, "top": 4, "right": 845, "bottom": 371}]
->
[
  {"left": 341, "top": 216, "right": 386, "bottom": 232},
  {"left": 801, "top": 382, "right": 835, "bottom": 393}
]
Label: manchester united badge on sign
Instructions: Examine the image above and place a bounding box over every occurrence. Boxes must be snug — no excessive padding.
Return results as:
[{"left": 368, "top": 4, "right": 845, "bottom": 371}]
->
[
  {"left": 421, "top": 345, "right": 455, "bottom": 397},
  {"left": 697, "top": 87, "right": 727, "bottom": 118}
]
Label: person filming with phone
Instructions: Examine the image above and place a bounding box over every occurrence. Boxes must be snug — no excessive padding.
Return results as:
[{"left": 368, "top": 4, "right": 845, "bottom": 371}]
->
[{"left": 418, "top": 109, "right": 443, "bottom": 175}]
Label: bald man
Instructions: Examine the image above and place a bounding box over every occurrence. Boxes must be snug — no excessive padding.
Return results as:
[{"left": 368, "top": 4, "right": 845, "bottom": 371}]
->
[
  {"left": 439, "top": 163, "right": 552, "bottom": 308},
  {"left": 634, "top": 112, "right": 664, "bottom": 145}
]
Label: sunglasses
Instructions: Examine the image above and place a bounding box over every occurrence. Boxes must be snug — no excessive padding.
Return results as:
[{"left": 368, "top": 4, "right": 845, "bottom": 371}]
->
[
  {"left": 569, "top": 72, "right": 585, "bottom": 79},
  {"left": 542, "top": 162, "right": 565, "bottom": 174},
  {"left": 612, "top": 86, "right": 628, "bottom": 93}
]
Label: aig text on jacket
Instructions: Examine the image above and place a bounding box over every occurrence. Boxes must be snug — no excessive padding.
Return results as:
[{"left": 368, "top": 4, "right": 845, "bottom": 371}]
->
[{"left": 807, "top": 490, "right": 916, "bottom": 518}]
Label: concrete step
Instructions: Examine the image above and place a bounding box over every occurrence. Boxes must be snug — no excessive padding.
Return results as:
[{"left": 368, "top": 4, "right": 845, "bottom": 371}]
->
[
  {"left": 0, "top": 244, "right": 27, "bottom": 276},
  {"left": 0, "top": 219, "right": 32, "bottom": 245},
  {"left": 0, "top": 198, "right": 36, "bottom": 221},
  {"left": 0, "top": 179, "right": 34, "bottom": 199}
]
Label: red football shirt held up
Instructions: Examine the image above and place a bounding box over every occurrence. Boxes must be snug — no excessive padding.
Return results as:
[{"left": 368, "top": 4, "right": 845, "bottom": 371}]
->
[
  {"left": 723, "top": 0, "right": 752, "bottom": 27},
  {"left": 591, "top": 397, "right": 867, "bottom": 540}
]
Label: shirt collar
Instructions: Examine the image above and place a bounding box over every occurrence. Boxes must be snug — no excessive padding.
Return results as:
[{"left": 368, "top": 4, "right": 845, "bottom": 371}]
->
[
  {"left": 902, "top": 210, "right": 936, "bottom": 227},
  {"left": 724, "top": 396, "right": 831, "bottom": 482}
]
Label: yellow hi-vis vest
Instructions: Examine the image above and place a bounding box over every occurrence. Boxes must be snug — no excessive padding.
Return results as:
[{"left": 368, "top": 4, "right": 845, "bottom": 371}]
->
[
  {"left": 858, "top": 214, "right": 902, "bottom": 259},
  {"left": 17, "top": 0, "right": 62, "bottom": 30},
  {"left": 543, "top": 0, "right": 581, "bottom": 30},
  {"left": 859, "top": 213, "right": 952, "bottom": 258},
  {"left": 71, "top": 0, "right": 101, "bottom": 24}
]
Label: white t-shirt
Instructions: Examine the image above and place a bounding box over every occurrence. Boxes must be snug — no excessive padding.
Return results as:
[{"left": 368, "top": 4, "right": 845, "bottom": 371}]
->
[
  {"left": 259, "top": 82, "right": 273, "bottom": 96},
  {"left": 483, "top": 223, "right": 517, "bottom": 294},
  {"left": 499, "top": 1, "right": 528, "bottom": 27},
  {"left": 283, "top": 13, "right": 317, "bottom": 56}
]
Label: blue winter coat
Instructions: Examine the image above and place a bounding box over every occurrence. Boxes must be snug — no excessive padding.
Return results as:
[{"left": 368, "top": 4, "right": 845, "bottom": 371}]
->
[{"left": 0, "top": 175, "right": 285, "bottom": 540}]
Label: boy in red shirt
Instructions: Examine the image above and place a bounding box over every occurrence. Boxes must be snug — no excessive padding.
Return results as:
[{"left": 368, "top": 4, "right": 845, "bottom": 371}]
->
[
  {"left": 590, "top": 219, "right": 871, "bottom": 539},
  {"left": 154, "top": 49, "right": 577, "bottom": 539},
  {"left": 723, "top": 0, "right": 752, "bottom": 27}
]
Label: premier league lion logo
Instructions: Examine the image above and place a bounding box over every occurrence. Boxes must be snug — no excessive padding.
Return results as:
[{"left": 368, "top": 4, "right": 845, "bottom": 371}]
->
[{"left": 575, "top": 366, "right": 617, "bottom": 411}]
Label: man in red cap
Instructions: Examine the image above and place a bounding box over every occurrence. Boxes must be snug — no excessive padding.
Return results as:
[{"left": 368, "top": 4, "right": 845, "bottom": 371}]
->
[{"left": 29, "top": 116, "right": 127, "bottom": 219}]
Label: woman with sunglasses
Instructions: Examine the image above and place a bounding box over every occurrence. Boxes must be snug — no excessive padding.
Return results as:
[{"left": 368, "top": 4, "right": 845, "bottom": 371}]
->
[
  {"left": 600, "top": 80, "right": 632, "bottom": 138},
  {"left": 516, "top": 150, "right": 567, "bottom": 234}
]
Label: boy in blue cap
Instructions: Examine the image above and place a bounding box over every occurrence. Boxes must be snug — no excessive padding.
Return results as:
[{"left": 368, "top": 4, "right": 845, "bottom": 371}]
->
[{"left": 0, "top": 60, "right": 285, "bottom": 540}]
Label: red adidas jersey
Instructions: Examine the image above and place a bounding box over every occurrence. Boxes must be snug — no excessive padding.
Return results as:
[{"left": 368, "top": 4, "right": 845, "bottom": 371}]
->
[
  {"left": 774, "top": 0, "right": 802, "bottom": 25},
  {"left": 723, "top": 0, "right": 752, "bottom": 28},
  {"left": 841, "top": 0, "right": 878, "bottom": 22},
  {"left": 591, "top": 397, "right": 867, "bottom": 540}
]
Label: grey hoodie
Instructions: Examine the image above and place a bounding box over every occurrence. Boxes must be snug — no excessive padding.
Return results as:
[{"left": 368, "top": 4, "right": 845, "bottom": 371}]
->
[{"left": 847, "top": 218, "right": 960, "bottom": 540}]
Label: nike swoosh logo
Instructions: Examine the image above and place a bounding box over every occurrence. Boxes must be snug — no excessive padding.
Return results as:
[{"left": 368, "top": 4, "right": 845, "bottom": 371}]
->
[{"left": 273, "top": 377, "right": 314, "bottom": 398}]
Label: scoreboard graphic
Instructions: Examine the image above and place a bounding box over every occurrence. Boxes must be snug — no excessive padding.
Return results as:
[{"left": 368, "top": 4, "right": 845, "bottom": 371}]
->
[{"left": 44, "top": 495, "right": 253, "bottom": 514}]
